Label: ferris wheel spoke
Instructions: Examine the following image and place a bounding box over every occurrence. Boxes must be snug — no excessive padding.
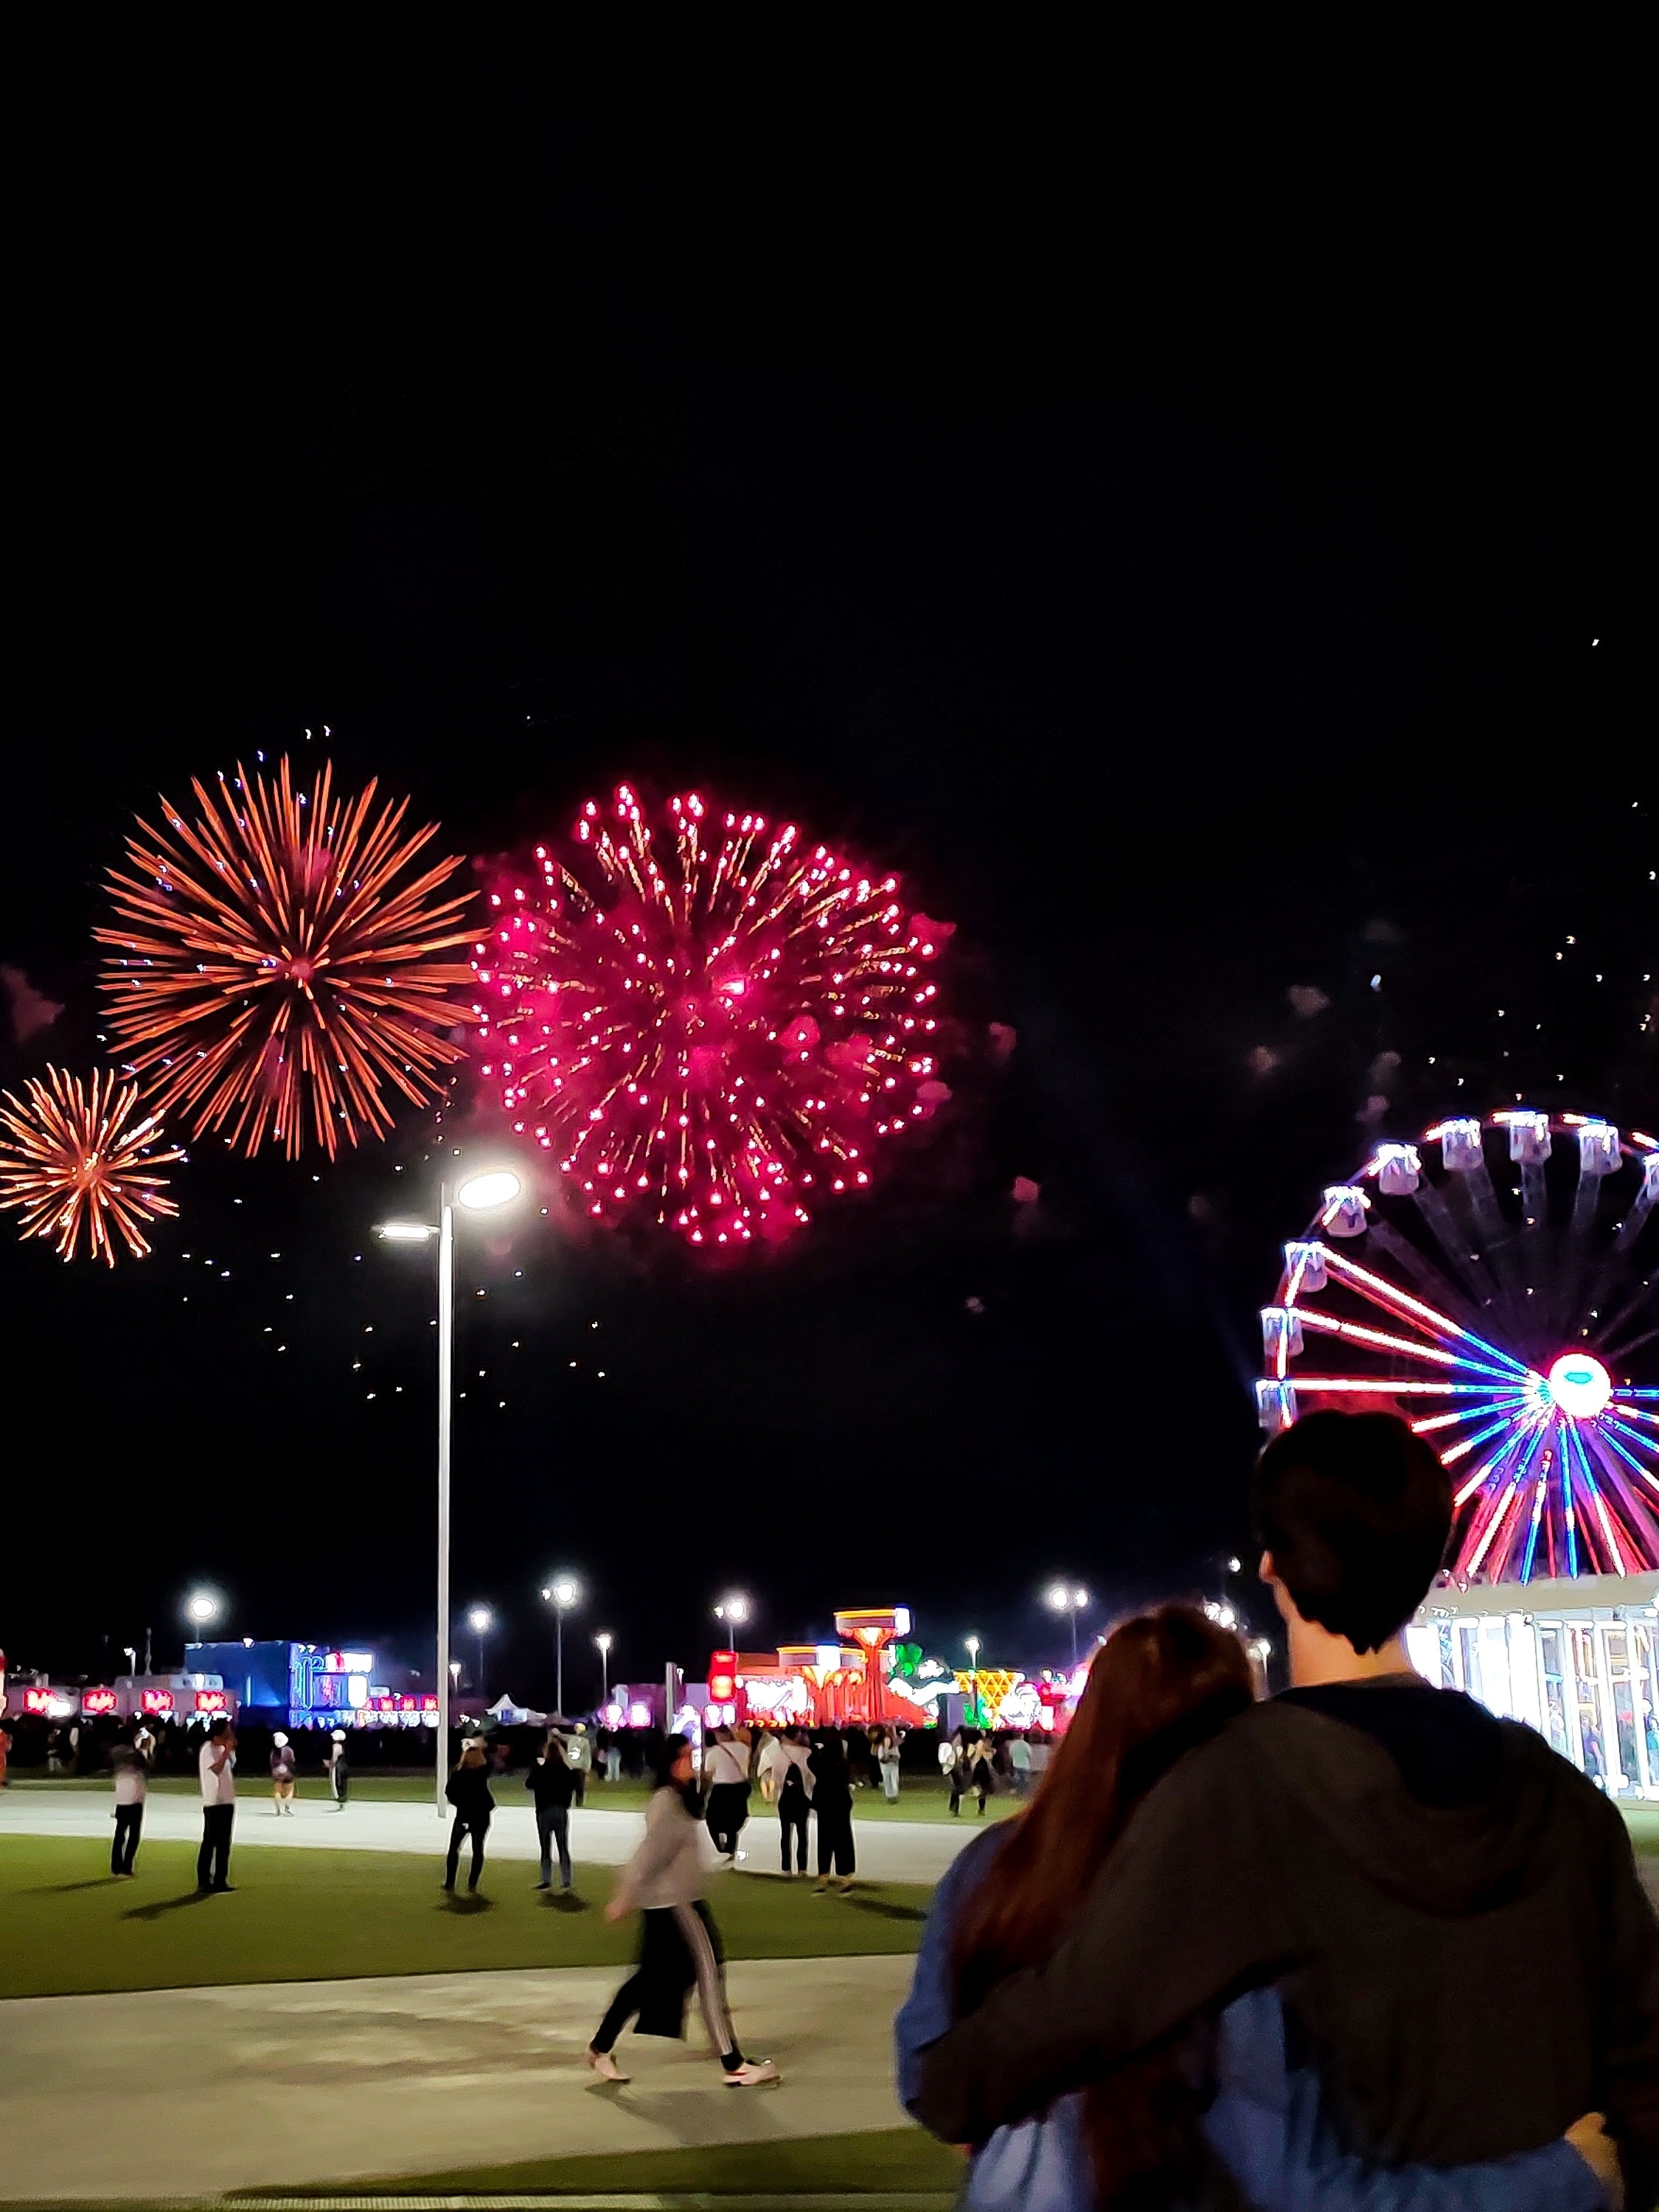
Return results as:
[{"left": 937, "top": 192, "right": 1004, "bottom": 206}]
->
[
  {"left": 1293, "top": 1308, "right": 1517, "bottom": 1381},
  {"left": 1407, "top": 1176, "right": 1508, "bottom": 1320},
  {"left": 1561, "top": 1419, "right": 1629, "bottom": 1576},
  {"left": 1357, "top": 1220, "right": 1487, "bottom": 1336},
  {"left": 1317, "top": 1248, "right": 1534, "bottom": 1379},
  {"left": 1462, "top": 1417, "right": 1550, "bottom": 1579},
  {"left": 1593, "top": 1421, "right": 1659, "bottom": 1495}
]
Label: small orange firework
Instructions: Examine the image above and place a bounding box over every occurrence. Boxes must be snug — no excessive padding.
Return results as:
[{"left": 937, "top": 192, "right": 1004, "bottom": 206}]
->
[
  {"left": 96, "top": 757, "right": 478, "bottom": 1159},
  {"left": 0, "top": 1066, "right": 183, "bottom": 1265}
]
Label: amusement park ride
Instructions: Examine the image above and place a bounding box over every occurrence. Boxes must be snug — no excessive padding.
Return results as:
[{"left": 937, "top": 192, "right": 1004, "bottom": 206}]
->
[{"left": 1259, "top": 1107, "right": 1658, "bottom": 1799}]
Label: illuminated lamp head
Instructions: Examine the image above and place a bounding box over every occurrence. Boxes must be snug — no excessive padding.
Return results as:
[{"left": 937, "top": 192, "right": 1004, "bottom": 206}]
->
[{"left": 1545, "top": 1352, "right": 1613, "bottom": 1420}]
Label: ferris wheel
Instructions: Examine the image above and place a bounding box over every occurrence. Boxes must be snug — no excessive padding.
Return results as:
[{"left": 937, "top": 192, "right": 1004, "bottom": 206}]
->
[{"left": 1259, "top": 1110, "right": 1659, "bottom": 1585}]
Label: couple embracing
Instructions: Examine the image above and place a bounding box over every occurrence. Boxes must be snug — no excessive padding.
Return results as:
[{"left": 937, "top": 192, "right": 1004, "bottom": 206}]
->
[{"left": 900, "top": 1411, "right": 1659, "bottom": 2210}]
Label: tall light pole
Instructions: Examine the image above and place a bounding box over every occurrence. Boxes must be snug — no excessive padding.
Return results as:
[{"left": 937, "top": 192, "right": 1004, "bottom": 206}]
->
[
  {"left": 1044, "top": 1581, "right": 1090, "bottom": 1667},
  {"left": 542, "top": 1576, "right": 581, "bottom": 1718},
  {"left": 378, "top": 1164, "right": 523, "bottom": 1818},
  {"left": 713, "top": 1593, "right": 750, "bottom": 1633},
  {"left": 466, "top": 1605, "right": 493, "bottom": 1701},
  {"left": 595, "top": 1631, "right": 613, "bottom": 1705},
  {"left": 184, "top": 1589, "right": 223, "bottom": 1655},
  {"left": 964, "top": 1635, "right": 981, "bottom": 1728}
]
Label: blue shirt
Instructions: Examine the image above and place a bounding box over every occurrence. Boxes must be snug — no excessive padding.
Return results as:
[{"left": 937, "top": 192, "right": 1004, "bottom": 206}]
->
[{"left": 895, "top": 1826, "right": 1604, "bottom": 2212}]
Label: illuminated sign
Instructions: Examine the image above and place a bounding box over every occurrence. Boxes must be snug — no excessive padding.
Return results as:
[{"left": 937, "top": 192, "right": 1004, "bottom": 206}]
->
[
  {"left": 194, "top": 1690, "right": 229, "bottom": 1715},
  {"left": 22, "top": 1687, "right": 53, "bottom": 1715},
  {"left": 81, "top": 1689, "right": 118, "bottom": 1716},
  {"left": 324, "top": 1651, "right": 373, "bottom": 1674},
  {"left": 708, "top": 1649, "right": 737, "bottom": 1702},
  {"left": 141, "top": 1688, "right": 175, "bottom": 1716}
]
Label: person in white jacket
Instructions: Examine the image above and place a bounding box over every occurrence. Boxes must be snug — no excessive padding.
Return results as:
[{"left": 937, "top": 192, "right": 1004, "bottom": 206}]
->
[{"left": 587, "top": 1736, "right": 779, "bottom": 2087}]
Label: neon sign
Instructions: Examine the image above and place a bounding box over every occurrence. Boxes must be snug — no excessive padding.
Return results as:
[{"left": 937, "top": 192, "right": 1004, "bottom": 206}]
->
[
  {"left": 141, "top": 1688, "right": 175, "bottom": 1716},
  {"left": 194, "top": 1690, "right": 229, "bottom": 1714},
  {"left": 81, "top": 1689, "right": 118, "bottom": 1716}
]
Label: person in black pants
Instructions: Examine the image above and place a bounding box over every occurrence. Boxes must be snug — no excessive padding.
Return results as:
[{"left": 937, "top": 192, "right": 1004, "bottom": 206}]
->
[
  {"left": 443, "top": 1739, "right": 494, "bottom": 1891},
  {"left": 109, "top": 1733, "right": 147, "bottom": 1877},
  {"left": 774, "top": 1728, "right": 812, "bottom": 1876},
  {"left": 526, "top": 1729, "right": 576, "bottom": 1891},
  {"left": 196, "top": 1718, "right": 237, "bottom": 1893},
  {"left": 807, "top": 1728, "right": 855, "bottom": 1893}
]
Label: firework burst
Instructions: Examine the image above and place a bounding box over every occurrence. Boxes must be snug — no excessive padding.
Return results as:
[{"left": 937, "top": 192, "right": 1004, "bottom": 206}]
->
[
  {"left": 97, "top": 757, "right": 478, "bottom": 1159},
  {"left": 474, "top": 784, "right": 953, "bottom": 1248},
  {"left": 0, "top": 1066, "right": 183, "bottom": 1264}
]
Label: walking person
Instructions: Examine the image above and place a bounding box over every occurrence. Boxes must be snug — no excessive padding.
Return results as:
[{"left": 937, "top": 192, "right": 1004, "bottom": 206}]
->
[
  {"left": 968, "top": 1735, "right": 995, "bottom": 1815},
  {"left": 808, "top": 1728, "right": 855, "bottom": 1893},
  {"left": 443, "top": 1739, "right": 493, "bottom": 1892},
  {"left": 269, "top": 1731, "right": 297, "bottom": 1814},
  {"left": 1007, "top": 1729, "right": 1031, "bottom": 1798},
  {"left": 526, "top": 1728, "right": 576, "bottom": 1891},
  {"left": 326, "top": 1728, "right": 349, "bottom": 1809},
  {"left": 109, "top": 1728, "right": 146, "bottom": 1877},
  {"left": 941, "top": 1730, "right": 966, "bottom": 1814},
  {"left": 898, "top": 1604, "right": 1625, "bottom": 2211},
  {"left": 703, "top": 1725, "right": 751, "bottom": 1863},
  {"left": 604, "top": 1733, "right": 622, "bottom": 1784},
  {"left": 586, "top": 1736, "right": 778, "bottom": 2087},
  {"left": 769, "top": 1726, "right": 813, "bottom": 1876},
  {"left": 195, "top": 1718, "right": 237, "bottom": 1893}
]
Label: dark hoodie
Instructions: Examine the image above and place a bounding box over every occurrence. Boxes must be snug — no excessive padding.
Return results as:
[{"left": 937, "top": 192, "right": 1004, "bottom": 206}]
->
[{"left": 912, "top": 1678, "right": 1659, "bottom": 2202}]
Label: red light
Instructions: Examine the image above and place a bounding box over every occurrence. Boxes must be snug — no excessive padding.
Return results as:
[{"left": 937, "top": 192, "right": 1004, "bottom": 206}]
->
[
  {"left": 22, "top": 1686, "right": 53, "bottom": 1714},
  {"left": 82, "top": 1688, "right": 118, "bottom": 1715},
  {"left": 141, "top": 1688, "right": 175, "bottom": 1716},
  {"left": 194, "top": 1690, "right": 229, "bottom": 1714}
]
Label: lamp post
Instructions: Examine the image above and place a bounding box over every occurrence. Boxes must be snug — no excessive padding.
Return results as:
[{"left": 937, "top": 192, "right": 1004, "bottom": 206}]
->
[
  {"left": 964, "top": 1635, "right": 981, "bottom": 1728},
  {"left": 377, "top": 1164, "right": 523, "bottom": 1818},
  {"left": 184, "top": 1589, "right": 223, "bottom": 1653},
  {"left": 1043, "top": 1582, "right": 1090, "bottom": 1667},
  {"left": 595, "top": 1631, "right": 613, "bottom": 1705},
  {"left": 542, "top": 1576, "right": 581, "bottom": 1718},
  {"left": 713, "top": 1593, "right": 750, "bottom": 1632},
  {"left": 466, "top": 1605, "right": 493, "bottom": 1701}
]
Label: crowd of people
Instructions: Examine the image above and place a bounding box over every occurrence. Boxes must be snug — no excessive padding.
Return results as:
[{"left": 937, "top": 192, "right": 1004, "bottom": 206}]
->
[{"left": 897, "top": 1411, "right": 1655, "bottom": 2211}]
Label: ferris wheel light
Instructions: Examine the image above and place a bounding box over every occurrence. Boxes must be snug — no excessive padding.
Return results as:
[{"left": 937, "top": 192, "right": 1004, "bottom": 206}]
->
[{"left": 1545, "top": 1352, "right": 1613, "bottom": 1421}]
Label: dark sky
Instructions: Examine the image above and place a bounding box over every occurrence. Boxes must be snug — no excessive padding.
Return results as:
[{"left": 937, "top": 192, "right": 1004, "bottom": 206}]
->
[{"left": 1, "top": 70, "right": 1649, "bottom": 1706}]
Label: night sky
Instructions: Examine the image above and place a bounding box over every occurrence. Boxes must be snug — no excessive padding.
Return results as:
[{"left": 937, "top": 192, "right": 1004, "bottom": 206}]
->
[{"left": 1, "top": 73, "right": 1649, "bottom": 1709}]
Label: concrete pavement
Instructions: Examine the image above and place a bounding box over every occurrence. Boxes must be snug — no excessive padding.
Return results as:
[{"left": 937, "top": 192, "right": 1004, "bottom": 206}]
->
[
  {"left": 0, "top": 1788, "right": 978, "bottom": 1886},
  {"left": 0, "top": 1954, "right": 918, "bottom": 2202}
]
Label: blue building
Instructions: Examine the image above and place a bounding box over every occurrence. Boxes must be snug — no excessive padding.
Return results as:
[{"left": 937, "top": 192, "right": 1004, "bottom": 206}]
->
[{"left": 185, "top": 1642, "right": 379, "bottom": 1728}]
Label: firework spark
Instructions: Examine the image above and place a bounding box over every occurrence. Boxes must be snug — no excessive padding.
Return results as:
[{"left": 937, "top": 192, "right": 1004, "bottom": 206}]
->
[
  {"left": 96, "top": 757, "right": 478, "bottom": 1158},
  {"left": 473, "top": 784, "right": 953, "bottom": 1248},
  {"left": 0, "top": 1066, "right": 183, "bottom": 1264}
]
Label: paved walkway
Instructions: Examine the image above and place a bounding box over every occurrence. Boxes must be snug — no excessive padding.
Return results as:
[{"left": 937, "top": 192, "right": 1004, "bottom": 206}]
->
[
  {"left": 0, "top": 1790, "right": 978, "bottom": 1886},
  {"left": 0, "top": 1954, "right": 917, "bottom": 2202}
]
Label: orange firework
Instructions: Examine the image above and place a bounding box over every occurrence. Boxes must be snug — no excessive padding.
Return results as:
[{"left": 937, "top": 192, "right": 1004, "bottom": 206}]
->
[
  {"left": 0, "top": 1066, "right": 183, "bottom": 1265},
  {"left": 96, "top": 757, "right": 478, "bottom": 1158}
]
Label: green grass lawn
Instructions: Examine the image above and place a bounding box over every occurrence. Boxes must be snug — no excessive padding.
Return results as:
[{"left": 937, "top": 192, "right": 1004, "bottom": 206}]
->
[
  {"left": 276, "top": 2127, "right": 963, "bottom": 2200},
  {"left": 0, "top": 1836, "right": 929, "bottom": 2000}
]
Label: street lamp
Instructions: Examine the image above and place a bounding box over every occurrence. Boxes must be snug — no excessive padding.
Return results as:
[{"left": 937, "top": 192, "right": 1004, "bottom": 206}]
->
[
  {"left": 466, "top": 1605, "right": 493, "bottom": 1700},
  {"left": 541, "top": 1575, "right": 581, "bottom": 1718},
  {"left": 1043, "top": 1581, "right": 1090, "bottom": 1666},
  {"left": 184, "top": 1589, "right": 223, "bottom": 1633},
  {"left": 713, "top": 1593, "right": 750, "bottom": 1630},
  {"left": 377, "top": 1161, "right": 524, "bottom": 1818},
  {"left": 594, "top": 1631, "right": 613, "bottom": 1705},
  {"left": 964, "top": 1635, "right": 981, "bottom": 1727}
]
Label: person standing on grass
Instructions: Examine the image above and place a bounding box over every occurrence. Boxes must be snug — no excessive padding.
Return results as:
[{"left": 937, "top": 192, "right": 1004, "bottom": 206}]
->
[
  {"left": 703, "top": 1725, "right": 751, "bottom": 1863},
  {"left": 443, "top": 1739, "right": 494, "bottom": 1893},
  {"left": 587, "top": 1735, "right": 779, "bottom": 2087},
  {"left": 527, "top": 1728, "right": 576, "bottom": 1891},
  {"left": 1007, "top": 1729, "right": 1031, "bottom": 1798},
  {"left": 876, "top": 1726, "right": 903, "bottom": 1801},
  {"left": 0, "top": 1720, "right": 11, "bottom": 1788},
  {"left": 968, "top": 1735, "right": 995, "bottom": 1815},
  {"left": 270, "top": 1731, "right": 297, "bottom": 1814},
  {"left": 326, "top": 1728, "right": 349, "bottom": 1808},
  {"left": 563, "top": 1722, "right": 592, "bottom": 1806},
  {"left": 109, "top": 1728, "right": 146, "bottom": 1877},
  {"left": 196, "top": 1718, "right": 237, "bottom": 1893},
  {"left": 771, "top": 1726, "right": 813, "bottom": 1877},
  {"left": 604, "top": 1732, "right": 622, "bottom": 1784},
  {"left": 808, "top": 1728, "right": 855, "bottom": 1893}
]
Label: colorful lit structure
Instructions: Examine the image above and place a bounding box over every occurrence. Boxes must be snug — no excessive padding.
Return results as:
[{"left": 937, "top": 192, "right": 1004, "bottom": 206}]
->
[
  {"left": 1259, "top": 1110, "right": 1658, "bottom": 1582},
  {"left": 1264, "top": 1108, "right": 1658, "bottom": 1798},
  {"left": 184, "top": 1641, "right": 438, "bottom": 1730}
]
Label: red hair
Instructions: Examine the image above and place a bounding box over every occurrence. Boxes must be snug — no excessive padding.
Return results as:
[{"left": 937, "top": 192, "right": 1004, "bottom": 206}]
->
[{"left": 953, "top": 1604, "right": 1254, "bottom": 2204}]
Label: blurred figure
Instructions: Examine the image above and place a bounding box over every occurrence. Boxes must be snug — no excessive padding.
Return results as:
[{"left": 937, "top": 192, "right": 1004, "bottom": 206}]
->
[
  {"left": 876, "top": 1726, "right": 903, "bottom": 1802},
  {"left": 327, "top": 1728, "right": 349, "bottom": 1809},
  {"left": 563, "top": 1722, "right": 593, "bottom": 1806},
  {"left": 270, "top": 1731, "right": 297, "bottom": 1815},
  {"left": 944, "top": 1731, "right": 968, "bottom": 1816},
  {"left": 604, "top": 1731, "right": 622, "bottom": 1783},
  {"left": 846, "top": 1724, "right": 874, "bottom": 1791},
  {"left": 586, "top": 1736, "right": 778, "bottom": 2087},
  {"left": 132, "top": 1719, "right": 157, "bottom": 1772},
  {"left": 527, "top": 1728, "right": 576, "bottom": 1891},
  {"left": 0, "top": 1719, "right": 11, "bottom": 1788},
  {"left": 109, "top": 1727, "right": 146, "bottom": 1877},
  {"left": 1008, "top": 1730, "right": 1032, "bottom": 1798},
  {"left": 444, "top": 1739, "right": 494, "bottom": 1892},
  {"left": 808, "top": 1728, "right": 855, "bottom": 1893},
  {"left": 1026, "top": 1727, "right": 1051, "bottom": 1788},
  {"left": 703, "top": 1725, "right": 751, "bottom": 1863},
  {"left": 770, "top": 1727, "right": 813, "bottom": 1877},
  {"left": 196, "top": 1718, "right": 237, "bottom": 1893},
  {"left": 968, "top": 1736, "right": 995, "bottom": 1816}
]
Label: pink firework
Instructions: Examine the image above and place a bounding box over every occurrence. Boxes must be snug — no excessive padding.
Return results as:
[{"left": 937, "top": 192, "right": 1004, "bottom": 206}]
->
[{"left": 473, "top": 785, "right": 953, "bottom": 1247}]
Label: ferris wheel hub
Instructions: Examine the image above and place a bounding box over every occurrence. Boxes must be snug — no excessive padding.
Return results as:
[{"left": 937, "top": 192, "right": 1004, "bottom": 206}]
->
[{"left": 1544, "top": 1352, "right": 1613, "bottom": 1421}]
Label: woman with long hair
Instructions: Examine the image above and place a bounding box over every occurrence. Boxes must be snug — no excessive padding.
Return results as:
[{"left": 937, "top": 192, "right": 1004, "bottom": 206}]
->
[
  {"left": 587, "top": 1735, "right": 779, "bottom": 2087},
  {"left": 897, "top": 1606, "right": 1620, "bottom": 2211},
  {"left": 808, "top": 1727, "right": 856, "bottom": 1893}
]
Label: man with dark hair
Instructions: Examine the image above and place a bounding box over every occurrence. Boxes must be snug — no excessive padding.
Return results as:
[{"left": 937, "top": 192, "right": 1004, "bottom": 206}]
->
[{"left": 911, "top": 1411, "right": 1659, "bottom": 2204}]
